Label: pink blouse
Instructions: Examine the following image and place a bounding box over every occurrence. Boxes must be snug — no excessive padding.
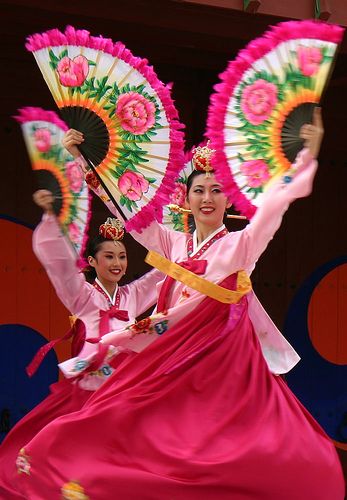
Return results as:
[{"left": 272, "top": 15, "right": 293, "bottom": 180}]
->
[
  {"left": 78, "top": 148, "right": 318, "bottom": 374},
  {"left": 33, "top": 214, "right": 163, "bottom": 388}
]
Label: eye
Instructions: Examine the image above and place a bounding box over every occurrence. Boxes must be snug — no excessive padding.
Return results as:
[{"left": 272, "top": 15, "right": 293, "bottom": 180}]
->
[
  {"left": 193, "top": 188, "right": 203, "bottom": 193},
  {"left": 119, "top": 254, "right": 127, "bottom": 260},
  {"left": 212, "top": 188, "right": 222, "bottom": 193}
]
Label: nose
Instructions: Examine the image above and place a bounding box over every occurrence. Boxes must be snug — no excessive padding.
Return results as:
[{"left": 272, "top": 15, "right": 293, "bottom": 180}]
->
[
  {"left": 202, "top": 190, "right": 212, "bottom": 203},
  {"left": 113, "top": 256, "right": 121, "bottom": 267}
]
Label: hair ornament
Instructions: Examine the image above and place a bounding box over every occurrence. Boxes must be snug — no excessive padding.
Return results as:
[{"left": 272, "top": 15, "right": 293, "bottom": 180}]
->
[
  {"left": 192, "top": 140, "right": 215, "bottom": 176},
  {"left": 99, "top": 217, "right": 125, "bottom": 243}
]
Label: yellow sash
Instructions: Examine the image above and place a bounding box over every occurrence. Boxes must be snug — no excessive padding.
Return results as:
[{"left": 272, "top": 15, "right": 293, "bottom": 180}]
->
[{"left": 145, "top": 250, "right": 252, "bottom": 304}]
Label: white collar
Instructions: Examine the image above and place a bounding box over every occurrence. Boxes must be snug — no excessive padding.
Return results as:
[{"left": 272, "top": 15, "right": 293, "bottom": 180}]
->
[
  {"left": 192, "top": 224, "right": 226, "bottom": 253},
  {"left": 95, "top": 278, "right": 118, "bottom": 305}
]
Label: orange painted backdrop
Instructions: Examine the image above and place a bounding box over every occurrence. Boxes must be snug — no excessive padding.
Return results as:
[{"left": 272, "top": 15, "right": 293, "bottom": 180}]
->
[{"left": 0, "top": 218, "right": 71, "bottom": 366}]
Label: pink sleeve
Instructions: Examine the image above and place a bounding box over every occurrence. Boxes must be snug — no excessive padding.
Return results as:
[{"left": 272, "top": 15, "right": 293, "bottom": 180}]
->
[
  {"left": 129, "top": 221, "right": 176, "bottom": 259},
  {"left": 243, "top": 148, "right": 318, "bottom": 268},
  {"left": 33, "top": 214, "right": 93, "bottom": 315},
  {"left": 96, "top": 195, "right": 174, "bottom": 258},
  {"left": 123, "top": 268, "right": 163, "bottom": 315}
]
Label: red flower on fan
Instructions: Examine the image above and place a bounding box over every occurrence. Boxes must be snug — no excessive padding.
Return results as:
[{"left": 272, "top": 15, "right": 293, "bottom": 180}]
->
[
  {"left": 68, "top": 222, "right": 81, "bottom": 244},
  {"left": 241, "top": 79, "right": 278, "bottom": 125},
  {"left": 240, "top": 159, "right": 270, "bottom": 188},
  {"left": 57, "top": 55, "right": 89, "bottom": 87},
  {"left": 297, "top": 46, "right": 323, "bottom": 77},
  {"left": 66, "top": 160, "right": 84, "bottom": 192},
  {"left": 116, "top": 92, "right": 156, "bottom": 135},
  {"left": 170, "top": 182, "right": 187, "bottom": 207},
  {"left": 34, "top": 128, "right": 51, "bottom": 152},
  {"left": 118, "top": 171, "right": 149, "bottom": 201}
]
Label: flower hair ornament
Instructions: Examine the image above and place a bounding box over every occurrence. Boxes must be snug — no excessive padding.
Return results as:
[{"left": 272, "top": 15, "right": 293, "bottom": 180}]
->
[
  {"left": 192, "top": 141, "right": 216, "bottom": 176},
  {"left": 99, "top": 217, "right": 125, "bottom": 244}
]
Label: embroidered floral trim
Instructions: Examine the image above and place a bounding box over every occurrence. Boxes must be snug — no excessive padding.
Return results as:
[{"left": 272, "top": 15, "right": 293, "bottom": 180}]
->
[
  {"left": 180, "top": 288, "right": 191, "bottom": 300},
  {"left": 61, "top": 480, "right": 89, "bottom": 499},
  {"left": 93, "top": 281, "right": 120, "bottom": 309},
  {"left": 16, "top": 448, "right": 31, "bottom": 475},
  {"left": 128, "top": 317, "right": 153, "bottom": 335},
  {"left": 187, "top": 227, "right": 228, "bottom": 257},
  {"left": 127, "top": 317, "right": 169, "bottom": 336},
  {"left": 86, "top": 364, "right": 113, "bottom": 378},
  {"left": 154, "top": 320, "right": 168, "bottom": 335},
  {"left": 72, "top": 359, "right": 89, "bottom": 372}
]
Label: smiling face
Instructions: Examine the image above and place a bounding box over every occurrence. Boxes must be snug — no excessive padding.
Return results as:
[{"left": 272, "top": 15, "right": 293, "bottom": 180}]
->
[
  {"left": 186, "top": 172, "right": 230, "bottom": 232},
  {"left": 88, "top": 240, "right": 127, "bottom": 289}
]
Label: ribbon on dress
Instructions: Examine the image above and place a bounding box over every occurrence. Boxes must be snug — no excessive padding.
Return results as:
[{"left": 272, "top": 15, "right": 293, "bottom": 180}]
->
[
  {"left": 85, "top": 306, "right": 129, "bottom": 372},
  {"left": 26, "top": 317, "right": 86, "bottom": 377},
  {"left": 99, "top": 306, "right": 129, "bottom": 337},
  {"left": 157, "top": 259, "right": 207, "bottom": 312},
  {"left": 146, "top": 250, "right": 252, "bottom": 305}
]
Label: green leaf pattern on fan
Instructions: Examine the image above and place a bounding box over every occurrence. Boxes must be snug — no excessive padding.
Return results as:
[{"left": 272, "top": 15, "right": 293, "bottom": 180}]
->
[
  {"left": 29, "top": 124, "right": 85, "bottom": 221},
  {"left": 231, "top": 43, "right": 334, "bottom": 198},
  {"left": 49, "top": 49, "right": 164, "bottom": 209}
]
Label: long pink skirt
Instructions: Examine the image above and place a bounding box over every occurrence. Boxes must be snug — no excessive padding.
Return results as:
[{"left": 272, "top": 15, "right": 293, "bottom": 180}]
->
[
  {"left": 17, "top": 294, "right": 345, "bottom": 499},
  {"left": 0, "top": 379, "right": 90, "bottom": 499}
]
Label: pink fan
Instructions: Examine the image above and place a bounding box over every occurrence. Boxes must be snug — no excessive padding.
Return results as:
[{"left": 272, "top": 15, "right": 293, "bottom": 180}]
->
[
  {"left": 207, "top": 20, "right": 344, "bottom": 219},
  {"left": 15, "top": 107, "right": 91, "bottom": 257},
  {"left": 25, "top": 26, "right": 185, "bottom": 232}
]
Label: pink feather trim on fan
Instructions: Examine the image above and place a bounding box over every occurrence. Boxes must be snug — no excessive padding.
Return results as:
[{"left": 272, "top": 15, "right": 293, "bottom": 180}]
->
[
  {"left": 14, "top": 106, "right": 92, "bottom": 265},
  {"left": 26, "top": 26, "right": 186, "bottom": 233},
  {"left": 206, "top": 20, "right": 345, "bottom": 219},
  {"left": 14, "top": 106, "right": 68, "bottom": 132}
]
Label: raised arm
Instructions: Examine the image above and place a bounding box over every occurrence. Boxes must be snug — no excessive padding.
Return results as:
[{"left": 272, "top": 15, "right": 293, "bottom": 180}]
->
[
  {"left": 124, "top": 268, "right": 164, "bottom": 316},
  {"left": 243, "top": 107, "right": 324, "bottom": 269},
  {"left": 33, "top": 190, "right": 92, "bottom": 315},
  {"left": 62, "top": 129, "right": 175, "bottom": 258}
]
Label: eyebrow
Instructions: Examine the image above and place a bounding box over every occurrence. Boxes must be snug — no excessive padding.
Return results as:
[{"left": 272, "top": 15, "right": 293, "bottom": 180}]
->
[
  {"left": 193, "top": 183, "right": 222, "bottom": 188},
  {"left": 102, "top": 251, "right": 115, "bottom": 255}
]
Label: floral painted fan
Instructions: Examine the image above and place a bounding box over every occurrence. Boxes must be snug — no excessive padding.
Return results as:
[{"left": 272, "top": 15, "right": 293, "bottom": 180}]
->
[
  {"left": 207, "top": 20, "right": 345, "bottom": 219},
  {"left": 26, "top": 26, "right": 185, "bottom": 232},
  {"left": 15, "top": 107, "right": 91, "bottom": 256}
]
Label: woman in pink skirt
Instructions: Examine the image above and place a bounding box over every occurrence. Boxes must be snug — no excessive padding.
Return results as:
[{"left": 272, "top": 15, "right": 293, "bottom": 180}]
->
[
  {"left": 0, "top": 190, "right": 162, "bottom": 499},
  {"left": 16, "top": 109, "right": 345, "bottom": 499}
]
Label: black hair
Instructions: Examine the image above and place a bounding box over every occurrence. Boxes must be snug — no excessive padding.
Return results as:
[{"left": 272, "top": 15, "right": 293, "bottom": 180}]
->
[{"left": 82, "top": 234, "right": 126, "bottom": 283}]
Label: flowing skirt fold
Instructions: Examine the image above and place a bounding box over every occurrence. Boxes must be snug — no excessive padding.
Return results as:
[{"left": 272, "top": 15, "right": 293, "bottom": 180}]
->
[
  {"left": 17, "top": 292, "right": 344, "bottom": 499},
  {"left": 0, "top": 379, "right": 90, "bottom": 499}
]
